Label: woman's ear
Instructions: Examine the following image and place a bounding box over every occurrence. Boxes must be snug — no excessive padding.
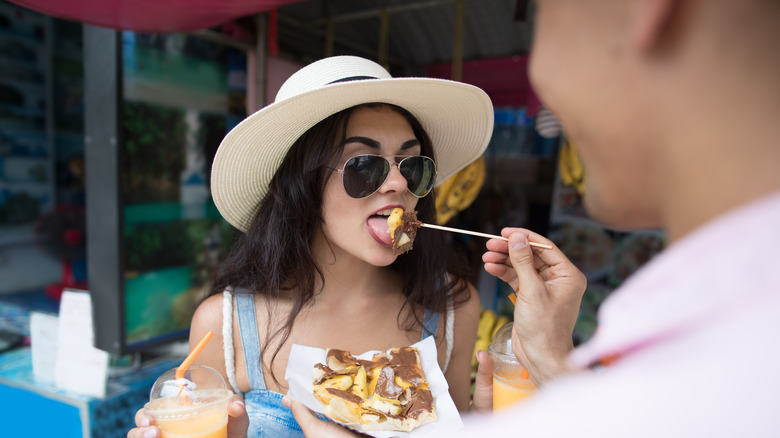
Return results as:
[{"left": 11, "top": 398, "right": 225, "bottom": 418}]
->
[{"left": 630, "top": 0, "right": 678, "bottom": 52}]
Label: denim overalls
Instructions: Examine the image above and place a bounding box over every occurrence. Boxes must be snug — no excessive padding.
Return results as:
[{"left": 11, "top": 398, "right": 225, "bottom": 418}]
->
[{"left": 234, "top": 292, "right": 440, "bottom": 437}]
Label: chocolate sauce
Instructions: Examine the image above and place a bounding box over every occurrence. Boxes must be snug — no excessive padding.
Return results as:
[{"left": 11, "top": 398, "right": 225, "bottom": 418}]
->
[
  {"left": 327, "top": 349, "right": 359, "bottom": 366},
  {"left": 326, "top": 388, "right": 364, "bottom": 405},
  {"left": 374, "top": 366, "right": 403, "bottom": 399},
  {"left": 403, "top": 389, "right": 434, "bottom": 419},
  {"left": 393, "top": 366, "right": 423, "bottom": 388},
  {"left": 389, "top": 347, "right": 419, "bottom": 367}
]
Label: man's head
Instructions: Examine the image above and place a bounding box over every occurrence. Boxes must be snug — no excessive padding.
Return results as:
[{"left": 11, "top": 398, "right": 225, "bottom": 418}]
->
[{"left": 529, "top": 0, "right": 780, "bottom": 240}]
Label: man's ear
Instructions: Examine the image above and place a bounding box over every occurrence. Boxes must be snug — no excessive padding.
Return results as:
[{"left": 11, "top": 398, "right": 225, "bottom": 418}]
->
[{"left": 631, "top": 0, "right": 678, "bottom": 51}]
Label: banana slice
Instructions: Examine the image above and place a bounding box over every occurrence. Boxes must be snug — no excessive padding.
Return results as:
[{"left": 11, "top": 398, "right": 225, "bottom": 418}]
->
[
  {"left": 386, "top": 208, "right": 422, "bottom": 255},
  {"left": 326, "top": 348, "right": 360, "bottom": 371}
]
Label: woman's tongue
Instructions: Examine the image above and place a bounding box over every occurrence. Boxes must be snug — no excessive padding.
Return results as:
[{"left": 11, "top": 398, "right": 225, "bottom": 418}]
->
[{"left": 367, "top": 216, "right": 393, "bottom": 245}]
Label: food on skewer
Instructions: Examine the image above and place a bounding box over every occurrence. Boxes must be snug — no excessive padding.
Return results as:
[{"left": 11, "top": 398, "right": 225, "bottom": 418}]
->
[
  {"left": 387, "top": 208, "right": 422, "bottom": 255},
  {"left": 311, "top": 346, "right": 436, "bottom": 432}
]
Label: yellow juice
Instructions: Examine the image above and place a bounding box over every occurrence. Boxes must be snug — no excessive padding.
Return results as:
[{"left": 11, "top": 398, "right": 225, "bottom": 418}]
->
[
  {"left": 156, "top": 408, "right": 227, "bottom": 438},
  {"left": 146, "top": 389, "right": 231, "bottom": 438},
  {"left": 493, "top": 375, "right": 537, "bottom": 410}
]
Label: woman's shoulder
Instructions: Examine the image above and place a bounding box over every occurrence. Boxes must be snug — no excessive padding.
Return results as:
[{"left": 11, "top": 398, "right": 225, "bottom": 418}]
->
[
  {"left": 191, "top": 292, "right": 227, "bottom": 333},
  {"left": 188, "top": 293, "right": 232, "bottom": 378},
  {"left": 450, "top": 277, "right": 480, "bottom": 317}
]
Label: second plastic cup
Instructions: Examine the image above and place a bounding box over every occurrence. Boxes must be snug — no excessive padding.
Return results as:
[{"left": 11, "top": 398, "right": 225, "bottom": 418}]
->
[
  {"left": 487, "top": 322, "right": 537, "bottom": 410},
  {"left": 144, "top": 364, "right": 232, "bottom": 438}
]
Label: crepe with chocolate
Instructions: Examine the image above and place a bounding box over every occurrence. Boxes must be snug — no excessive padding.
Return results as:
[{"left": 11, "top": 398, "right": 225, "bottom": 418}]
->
[
  {"left": 312, "top": 346, "right": 436, "bottom": 432},
  {"left": 387, "top": 208, "right": 422, "bottom": 255}
]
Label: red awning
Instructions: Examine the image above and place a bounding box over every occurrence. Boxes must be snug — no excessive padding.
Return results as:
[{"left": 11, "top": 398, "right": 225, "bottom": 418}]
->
[
  {"left": 7, "top": 0, "right": 303, "bottom": 33},
  {"left": 426, "top": 56, "right": 541, "bottom": 113}
]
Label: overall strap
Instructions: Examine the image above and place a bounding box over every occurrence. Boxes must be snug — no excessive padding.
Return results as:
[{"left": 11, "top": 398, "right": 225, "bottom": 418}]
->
[
  {"left": 422, "top": 308, "right": 439, "bottom": 340},
  {"left": 422, "top": 273, "right": 446, "bottom": 341},
  {"left": 235, "top": 290, "right": 267, "bottom": 390}
]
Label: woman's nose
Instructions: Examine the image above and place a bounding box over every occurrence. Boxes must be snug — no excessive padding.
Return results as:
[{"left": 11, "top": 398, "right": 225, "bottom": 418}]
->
[{"left": 377, "top": 162, "right": 408, "bottom": 195}]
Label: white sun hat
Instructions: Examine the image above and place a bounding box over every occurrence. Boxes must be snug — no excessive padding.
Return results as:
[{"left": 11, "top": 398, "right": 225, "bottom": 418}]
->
[{"left": 211, "top": 55, "right": 494, "bottom": 232}]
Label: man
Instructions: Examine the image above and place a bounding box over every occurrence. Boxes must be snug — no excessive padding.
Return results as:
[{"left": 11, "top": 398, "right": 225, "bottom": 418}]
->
[{"left": 285, "top": 0, "right": 780, "bottom": 436}]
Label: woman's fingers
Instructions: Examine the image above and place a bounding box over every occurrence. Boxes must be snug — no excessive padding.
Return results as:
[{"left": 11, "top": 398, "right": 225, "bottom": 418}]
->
[
  {"left": 471, "top": 350, "right": 494, "bottom": 412},
  {"left": 133, "top": 408, "right": 147, "bottom": 427},
  {"left": 227, "top": 395, "right": 249, "bottom": 438},
  {"left": 128, "top": 409, "right": 159, "bottom": 438},
  {"left": 282, "top": 396, "right": 358, "bottom": 438}
]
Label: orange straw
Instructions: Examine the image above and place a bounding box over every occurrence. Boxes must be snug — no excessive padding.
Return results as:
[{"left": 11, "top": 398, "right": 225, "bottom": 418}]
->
[
  {"left": 504, "top": 295, "right": 530, "bottom": 380},
  {"left": 500, "top": 295, "right": 533, "bottom": 381},
  {"left": 175, "top": 331, "right": 214, "bottom": 405}
]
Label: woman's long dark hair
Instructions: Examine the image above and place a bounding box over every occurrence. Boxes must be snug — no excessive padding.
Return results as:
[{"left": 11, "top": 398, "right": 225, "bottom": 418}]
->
[{"left": 211, "top": 103, "right": 473, "bottom": 385}]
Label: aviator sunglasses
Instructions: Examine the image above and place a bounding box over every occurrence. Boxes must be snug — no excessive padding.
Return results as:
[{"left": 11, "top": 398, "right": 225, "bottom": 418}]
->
[{"left": 333, "top": 154, "right": 437, "bottom": 199}]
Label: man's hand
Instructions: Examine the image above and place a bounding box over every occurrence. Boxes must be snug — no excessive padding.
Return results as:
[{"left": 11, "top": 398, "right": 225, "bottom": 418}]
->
[{"left": 483, "top": 228, "right": 586, "bottom": 385}]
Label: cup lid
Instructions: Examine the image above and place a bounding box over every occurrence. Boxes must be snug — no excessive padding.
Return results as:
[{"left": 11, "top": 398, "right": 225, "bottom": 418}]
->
[
  {"left": 487, "top": 321, "right": 518, "bottom": 363},
  {"left": 149, "top": 364, "right": 227, "bottom": 402}
]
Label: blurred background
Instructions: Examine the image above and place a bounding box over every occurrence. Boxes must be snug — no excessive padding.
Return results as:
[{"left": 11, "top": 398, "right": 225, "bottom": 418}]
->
[{"left": 0, "top": 1, "right": 665, "bottom": 435}]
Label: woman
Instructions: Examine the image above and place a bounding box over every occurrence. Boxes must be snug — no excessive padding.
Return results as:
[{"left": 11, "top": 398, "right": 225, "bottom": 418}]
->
[{"left": 130, "top": 55, "right": 494, "bottom": 437}]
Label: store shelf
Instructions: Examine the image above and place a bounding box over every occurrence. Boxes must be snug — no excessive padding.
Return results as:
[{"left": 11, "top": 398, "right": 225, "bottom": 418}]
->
[
  {"left": 0, "top": 55, "right": 45, "bottom": 74},
  {"left": 0, "top": 103, "right": 45, "bottom": 119},
  {"left": 0, "top": 28, "right": 44, "bottom": 45},
  {"left": 0, "top": 76, "right": 46, "bottom": 94}
]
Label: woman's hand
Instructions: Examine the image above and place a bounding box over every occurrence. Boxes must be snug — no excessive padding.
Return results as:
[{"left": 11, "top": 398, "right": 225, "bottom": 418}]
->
[
  {"left": 482, "top": 228, "right": 586, "bottom": 386},
  {"left": 471, "top": 350, "right": 494, "bottom": 412},
  {"left": 282, "top": 396, "right": 359, "bottom": 438},
  {"left": 127, "top": 407, "right": 156, "bottom": 438},
  {"left": 128, "top": 394, "right": 249, "bottom": 438}
]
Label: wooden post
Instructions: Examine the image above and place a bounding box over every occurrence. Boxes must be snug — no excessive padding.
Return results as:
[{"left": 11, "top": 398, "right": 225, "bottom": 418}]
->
[
  {"left": 378, "top": 8, "right": 389, "bottom": 69},
  {"left": 452, "top": 0, "right": 464, "bottom": 81}
]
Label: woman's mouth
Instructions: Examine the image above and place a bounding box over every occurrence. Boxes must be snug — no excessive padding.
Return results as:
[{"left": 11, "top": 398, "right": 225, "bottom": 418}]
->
[{"left": 366, "top": 208, "right": 395, "bottom": 245}]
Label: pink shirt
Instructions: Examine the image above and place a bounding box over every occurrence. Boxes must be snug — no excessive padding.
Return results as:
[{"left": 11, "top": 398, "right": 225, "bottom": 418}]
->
[{"left": 459, "top": 190, "right": 780, "bottom": 436}]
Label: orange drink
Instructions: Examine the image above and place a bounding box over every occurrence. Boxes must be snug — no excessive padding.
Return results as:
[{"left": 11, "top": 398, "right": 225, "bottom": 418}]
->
[
  {"left": 145, "top": 365, "right": 232, "bottom": 438},
  {"left": 144, "top": 388, "right": 231, "bottom": 438},
  {"left": 492, "top": 373, "right": 537, "bottom": 409},
  {"left": 487, "top": 322, "right": 538, "bottom": 410}
]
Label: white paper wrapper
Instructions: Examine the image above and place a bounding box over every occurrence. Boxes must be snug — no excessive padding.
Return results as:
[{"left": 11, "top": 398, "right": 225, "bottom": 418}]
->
[{"left": 285, "top": 336, "right": 464, "bottom": 437}]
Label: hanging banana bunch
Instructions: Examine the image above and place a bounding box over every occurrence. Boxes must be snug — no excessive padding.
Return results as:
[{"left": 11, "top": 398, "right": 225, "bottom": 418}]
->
[
  {"left": 435, "top": 155, "right": 486, "bottom": 224},
  {"left": 471, "top": 308, "right": 511, "bottom": 368},
  {"left": 558, "top": 139, "right": 585, "bottom": 194}
]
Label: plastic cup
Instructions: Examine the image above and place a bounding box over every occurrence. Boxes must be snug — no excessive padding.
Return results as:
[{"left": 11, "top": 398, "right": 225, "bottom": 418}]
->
[
  {"left": 144, "top": 364, "right": 232, "bottom": 438},
  {"left": 487, "top": 322, "right": 537, "bottom": 410}
]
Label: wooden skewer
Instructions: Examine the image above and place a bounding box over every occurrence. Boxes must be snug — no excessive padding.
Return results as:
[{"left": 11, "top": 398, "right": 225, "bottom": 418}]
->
[{"left": 419, "top": 223, "right": 553, "bottom": 249}]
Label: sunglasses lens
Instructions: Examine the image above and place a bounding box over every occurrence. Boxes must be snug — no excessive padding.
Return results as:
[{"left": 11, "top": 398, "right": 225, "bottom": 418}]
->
[
  {"left": 342, "top": 155, "right": 390, "bottom": 198},
  {"left": 400, "top": 156, "right": 436, "bottom": 197}
]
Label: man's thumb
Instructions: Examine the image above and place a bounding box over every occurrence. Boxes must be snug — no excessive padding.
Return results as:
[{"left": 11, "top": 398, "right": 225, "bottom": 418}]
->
[{"left": 508, "top": 233, "right": 536, "bottom": 281}]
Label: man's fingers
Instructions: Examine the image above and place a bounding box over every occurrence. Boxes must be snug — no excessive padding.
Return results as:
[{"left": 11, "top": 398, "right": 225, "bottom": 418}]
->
[
  {"left": 485, "top": 237, "right": 511, "bottom": 252},
  {"left": 507, "top": 233, "right": 544, "bottom": 290},
  {"left": 483, "top": 261, "right": 519, "bottom": 291},
  {"left": 482, "top": 249, "right": 510, "bottom": 265}
]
